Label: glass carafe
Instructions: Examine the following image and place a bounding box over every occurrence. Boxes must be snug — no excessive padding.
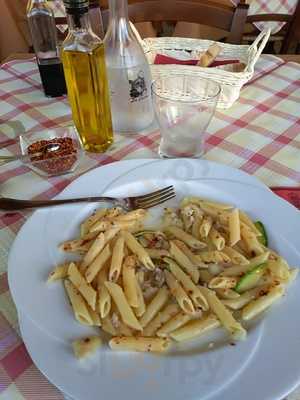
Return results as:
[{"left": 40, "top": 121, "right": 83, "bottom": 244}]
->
[{"left": 104, "top": 0, "right": 154, "bottom": 133}]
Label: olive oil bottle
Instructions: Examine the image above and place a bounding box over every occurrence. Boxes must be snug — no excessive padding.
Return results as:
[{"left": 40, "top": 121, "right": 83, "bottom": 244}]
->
[{"left": 62, "top": 0, "right": 113, "bottom": 152}]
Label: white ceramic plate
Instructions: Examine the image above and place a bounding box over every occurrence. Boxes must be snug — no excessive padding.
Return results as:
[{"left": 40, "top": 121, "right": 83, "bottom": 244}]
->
[{"left": 9, "top": 159, "right": 300, "bottom": 400}]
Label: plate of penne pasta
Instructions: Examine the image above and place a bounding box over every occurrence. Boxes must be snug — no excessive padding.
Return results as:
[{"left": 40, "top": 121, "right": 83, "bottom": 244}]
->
[{"left": 9, "top": 159, "right": 300, "bottom": 400}]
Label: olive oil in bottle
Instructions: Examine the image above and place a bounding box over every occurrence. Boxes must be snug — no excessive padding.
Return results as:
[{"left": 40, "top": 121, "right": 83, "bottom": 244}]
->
[{"left": 62, "top": 0, "right": 113, "bottom": 152}]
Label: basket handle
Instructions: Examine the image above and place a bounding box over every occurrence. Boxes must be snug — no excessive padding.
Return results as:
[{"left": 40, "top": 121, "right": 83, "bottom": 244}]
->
[{"left": 246, "top": 28, "right": 271, "bottom": 72}]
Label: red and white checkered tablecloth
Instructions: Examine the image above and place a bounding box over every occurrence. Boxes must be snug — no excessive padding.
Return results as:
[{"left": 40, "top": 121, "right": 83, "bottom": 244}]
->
[
  {"left": 232, "top": 0, "right": 298, "bottom": 34},
  {"left": 1, "top": 54, "right": 300, "bottom": 399}
]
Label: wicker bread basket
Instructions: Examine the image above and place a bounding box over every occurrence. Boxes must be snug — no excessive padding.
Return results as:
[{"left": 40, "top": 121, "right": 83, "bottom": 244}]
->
[{"left": 132, "top": 26, "right": 271, "bottom": 109}]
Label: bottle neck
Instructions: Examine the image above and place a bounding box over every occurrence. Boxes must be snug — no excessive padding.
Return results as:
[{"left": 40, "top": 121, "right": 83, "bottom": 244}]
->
[
  {"left": 109, "top": 0, "right": 129, "bottom": 22},
  {"left": 66, "top": 9, "right": 91, "bottom": 32},
  {"left": 107, "top": 0, "right": 132, "bottom": 43},
  {"left": 27, "top": 0, "right": 48, "bottom": 13}
]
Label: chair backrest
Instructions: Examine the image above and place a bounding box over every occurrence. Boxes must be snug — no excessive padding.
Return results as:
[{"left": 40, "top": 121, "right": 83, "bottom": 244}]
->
[
  {"left": 245, "top": 0, "right": 300, "bottom": 52},
  {"left": 5, "top": 0, "right": 31, "bottom": 48},
  {"left": 281, "top": 0, "right": 300, "bottom": 52},
  {"left": 101, "top": 0, "right": 249, "bottom": 44}
]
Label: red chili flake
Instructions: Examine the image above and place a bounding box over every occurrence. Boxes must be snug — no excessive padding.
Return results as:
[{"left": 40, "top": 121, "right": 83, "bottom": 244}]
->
[
  {"left": 27, "top": 137, "right": 77, "bottom": 175},
  {"left": 84, "top": 338, "right": 90, "bottom": 343}
]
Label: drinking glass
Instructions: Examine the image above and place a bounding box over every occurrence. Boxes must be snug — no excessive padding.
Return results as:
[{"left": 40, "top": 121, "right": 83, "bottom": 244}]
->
[{"left": 152, "top": 75, "right": 221, "bottom": 158}]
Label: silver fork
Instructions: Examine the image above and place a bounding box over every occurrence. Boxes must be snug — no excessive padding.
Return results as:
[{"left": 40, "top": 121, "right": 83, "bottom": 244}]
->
[{"left": 0, "top": 185, "right": 175, "bottom": 211}]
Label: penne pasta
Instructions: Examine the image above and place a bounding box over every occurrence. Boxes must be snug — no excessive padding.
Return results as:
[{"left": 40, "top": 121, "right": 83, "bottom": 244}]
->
[
  {"left": 197, "top": 250, "right": 231, "bottom": 265},
  {"left": 165, "top": 226, "right": 206, "bottom": 250},
  {"left": 105, "top": 281, "right": 142, "bottom": 331},
  {"left": 72, "top": 336, "right": 102, "bottom": 359},
  {"left": 59, "top": 231, "right": 98, "bottom": 253},
  {"left": 64, "top": 280, "right": 93, "bottom": 326},
  {"left": 122, "top": 256, "right": 139, "bottom": 308},
  {"left": 49, "top": 197, "right": 296, "bottom": 358},
  {"left": 200, "top": 286, "right": 246, "bottom": 340},
  {"left": 134, "top": 279, "right": 146, "bottom": 317},
  {"left": 87, "top": 304, "right": 101, "bottom": 326},
  {"left": 114, "top": 209, "right": 147, "bottom": 222},
  {"left": 192, "top": 214, "right": 204, "bottom": 239},
  {"left": 197, "top": 203, "right": 230, "bottom": 224},
  {"left": 208, "top": 276, "right": 238, "bottom": 289},
  {"left": 164, "top": 270, "right": 195, "bottom": 314},
  {"left": 145, "top": 248, "right": 170, "bottom": 259},
  {"left": 68, "top": 263, "right": 97, "bottom": 310},
  {"left": 200, "top": 199, "right": 233, "bottom": 210},
  {"left": 109, "top": 235, "right": 125, "bottom": 282},
  {"left": 122, "top": 231, "right": 155, "bottom": 270},
  {"left": 267, "top": 256, "right": 290, "bottom": 282},
  {"left": 223, "top": 246, "right": 249, "bottom": 265},
  {"left": 240, "top": 223, "right": 264, "bottom": 257},
  {"left": 96, "top": 262, "right": 109, "bottom": 289},
  {"left": 215, "top": 288, "right": 240, "bottom": 300},
  {"left": 81, "top": 228, "right": 119, "bottom": 271},
  {"left": 228, "top": 208, "right": 241, "bottom": 246},
  {"left": 139, "top": 286, "right": 169, "bottom": 328},
  {"left": 85, "top": 244, "right": 111, "bottom": 283},
  {"left": 80, "top": 208, "right": 107, "bottom": 236},
  {"left": 170, "top": 314, "right": 220, "bottom": 342},
  {"left": 199, "top": 270, "right": 214, "bottom": 284},
  {"left": 208, "top": 227, "right": 226, "bottom": 251},
  {"left": 104, "top": 207, "right": 123, "bottom": 219},
  {"left": 98, "top": 285, "right": 111, "bottom": 318},
  {"left": 181, "top": 197, "right": 232, "bottom": 210},
  {"left": 117, "top": 320, "right": 134, "bottom": 337},
  {"left": 102, "top": 314, "right": 117, "bottom": 335},
  {"left": 164, "top": 258, "right": 209, "bottom": 311},
  {"left": 109, "top": 336, "right": 171, "bottom": 352},
  {"left": 80, "top": 232, "right": 105, "bottom": 271},
  {"left": 169, "top": 241, "right": 200, "bottom": 283},
  {"left": 156, "top": 311, "right": 192, "bottom": 337},
  {"left": 222, "top": 286, "right": 265, "bottom": 310},
  {"left": 199, "top": 215, "right": 213, "bottom": 238},
  {"left": 239, "top": 210, "right": 262, "bottom": 236},
  {"left": 47, "top": 262, "right": 70, "bottom": 283},
  {"left": 173, "top": 240, "right": 207, "bottom": 268},
  {"left": 143, "top": 304, "right": 180, "bottom": 337},
  {"left": 220, "top": 252, "right": 269, "bottom": 277},
  {"left": 242, "top": 285, "right": 284, "bottom": 321},
  {"left": 90, "top": 219, "right": 141, "bottom": 234}
]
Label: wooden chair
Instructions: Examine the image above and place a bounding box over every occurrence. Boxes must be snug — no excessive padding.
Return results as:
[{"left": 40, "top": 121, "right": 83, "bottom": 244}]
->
[
  {"left": 244, "top": 0, "right": 300, "bottom": 53},
  {"left": 101, "top": 0, "right": 249, "bottom": 44}
]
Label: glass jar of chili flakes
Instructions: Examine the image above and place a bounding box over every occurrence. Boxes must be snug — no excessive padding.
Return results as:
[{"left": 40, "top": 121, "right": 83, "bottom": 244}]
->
[{"left": 19, "top": 127, "right": 83, "bottom": 177}]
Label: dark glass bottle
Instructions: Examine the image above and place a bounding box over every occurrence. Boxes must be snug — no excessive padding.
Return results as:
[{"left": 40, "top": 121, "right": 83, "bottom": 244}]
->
[{"left": 27, "top": 0, "right": 67, "bottom": 97}]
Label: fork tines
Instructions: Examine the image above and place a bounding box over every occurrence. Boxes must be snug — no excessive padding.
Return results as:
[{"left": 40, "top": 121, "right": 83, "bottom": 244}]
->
[{"left": 135, "top": 185, "right": 175, "bottom": 209}]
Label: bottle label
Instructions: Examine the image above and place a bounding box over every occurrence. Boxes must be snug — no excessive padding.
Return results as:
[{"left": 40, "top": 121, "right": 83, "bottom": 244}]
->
[{"left": 128, "top": 70, "right": 148, "bottom": 103}]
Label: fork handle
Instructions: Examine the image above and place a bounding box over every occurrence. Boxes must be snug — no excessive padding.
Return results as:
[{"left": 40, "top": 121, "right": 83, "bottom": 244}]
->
[{"left": 0, "top": 196, "right": 118, "bottom": 211}]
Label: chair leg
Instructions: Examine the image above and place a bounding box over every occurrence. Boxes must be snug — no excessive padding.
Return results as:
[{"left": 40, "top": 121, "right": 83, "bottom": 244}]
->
[{"left": 228, "top": 2, "right": 249, "bottom": 44}]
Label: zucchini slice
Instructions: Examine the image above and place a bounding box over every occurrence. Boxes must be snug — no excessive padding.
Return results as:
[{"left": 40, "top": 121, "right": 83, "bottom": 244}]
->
[
  {"left": 254, "top": 221, "right": 268, "bottom": 247},
  {"left": 234, "top": 263, "right": 267, "bottom": 293}
]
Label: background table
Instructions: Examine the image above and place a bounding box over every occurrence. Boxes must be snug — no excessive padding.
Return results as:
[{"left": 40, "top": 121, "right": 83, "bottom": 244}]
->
[{"left": 0, "top": 54, "right": 300, "bottom": 399}]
